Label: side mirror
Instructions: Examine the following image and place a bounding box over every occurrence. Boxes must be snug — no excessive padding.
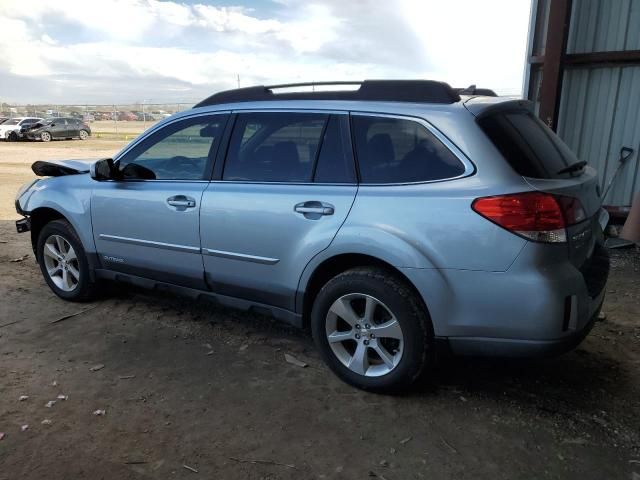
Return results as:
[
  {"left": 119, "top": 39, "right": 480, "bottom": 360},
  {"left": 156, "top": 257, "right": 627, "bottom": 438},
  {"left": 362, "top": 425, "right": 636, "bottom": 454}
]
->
[
  {"left": 121, "top": 162, "right": 156, "bottom": 180},
  {"left": 50, "top": 123, "right": 56, "bottom": 127},
  {"left": 90, "top": 158, "right": 120, "bottom": 181}
]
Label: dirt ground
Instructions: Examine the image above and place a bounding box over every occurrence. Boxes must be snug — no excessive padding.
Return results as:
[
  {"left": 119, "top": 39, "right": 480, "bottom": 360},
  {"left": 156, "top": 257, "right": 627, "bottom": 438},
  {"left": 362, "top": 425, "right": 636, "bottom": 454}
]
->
[{"left": 0, "top": 141, "right": 639, "bottom": 479}]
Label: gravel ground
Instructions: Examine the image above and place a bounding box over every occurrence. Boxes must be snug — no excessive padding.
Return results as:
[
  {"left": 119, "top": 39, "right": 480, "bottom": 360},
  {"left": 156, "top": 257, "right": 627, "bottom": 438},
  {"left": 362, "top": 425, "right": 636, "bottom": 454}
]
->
[{"left": 0, "top": 141, "right": 639, "bottom": 479}]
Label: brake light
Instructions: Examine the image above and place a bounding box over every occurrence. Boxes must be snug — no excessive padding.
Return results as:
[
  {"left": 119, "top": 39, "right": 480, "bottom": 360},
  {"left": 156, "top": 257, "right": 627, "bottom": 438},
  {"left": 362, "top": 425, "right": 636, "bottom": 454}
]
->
[{"left": 472, "top": 192, "right": 586, "bottom": 243}]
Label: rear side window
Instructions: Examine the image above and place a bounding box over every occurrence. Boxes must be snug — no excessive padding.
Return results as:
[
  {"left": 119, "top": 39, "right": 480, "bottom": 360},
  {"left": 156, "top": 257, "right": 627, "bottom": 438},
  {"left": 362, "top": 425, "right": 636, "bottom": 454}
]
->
[
  {"left": 352, "top": 115, "right": 465, "bottom": 184},
  {"left": 478, "top": 110, "right": 577, "bottom": 178},
  {"left": 224, "top": 112, "right": 328, "bottom": 182}
]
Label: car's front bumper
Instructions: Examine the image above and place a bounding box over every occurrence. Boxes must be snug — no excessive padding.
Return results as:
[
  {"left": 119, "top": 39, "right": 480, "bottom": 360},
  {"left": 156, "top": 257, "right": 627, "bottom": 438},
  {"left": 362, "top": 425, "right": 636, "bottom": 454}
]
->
[{"left": 16, "top": 216, "right": 31, "bottom": 233}]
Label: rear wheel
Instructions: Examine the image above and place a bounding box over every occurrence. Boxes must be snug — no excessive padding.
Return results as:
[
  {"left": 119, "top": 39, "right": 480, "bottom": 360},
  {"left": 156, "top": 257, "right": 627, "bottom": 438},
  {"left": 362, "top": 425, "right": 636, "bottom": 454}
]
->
[
  {"left": 311, "top": 267, "right": 433, "bottom": 393},
  {"left": 79, "top": 129, "right": 89, "bottom": 140},
  {"left": 40, "top": 131, "right": 51, "bottom": 142},
  {"left": 37, "top": 219, "right": 97, "bottom": 301}
]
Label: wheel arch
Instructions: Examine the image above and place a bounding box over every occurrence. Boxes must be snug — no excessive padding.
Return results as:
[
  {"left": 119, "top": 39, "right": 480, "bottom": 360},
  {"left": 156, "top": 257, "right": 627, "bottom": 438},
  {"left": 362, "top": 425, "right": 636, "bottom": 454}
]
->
[
  {"left": 29, "top": 207, "right": 69, "bottom": 256},
  {"left": 298, "top": 253, "right": 430, "bottom": 328}
]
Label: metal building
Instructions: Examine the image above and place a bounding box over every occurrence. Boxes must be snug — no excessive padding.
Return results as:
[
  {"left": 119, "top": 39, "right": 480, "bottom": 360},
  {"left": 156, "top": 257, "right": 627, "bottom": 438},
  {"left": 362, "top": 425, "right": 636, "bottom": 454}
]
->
[{"left": 524, "top": 0, "right": 640, "bottom": 214}]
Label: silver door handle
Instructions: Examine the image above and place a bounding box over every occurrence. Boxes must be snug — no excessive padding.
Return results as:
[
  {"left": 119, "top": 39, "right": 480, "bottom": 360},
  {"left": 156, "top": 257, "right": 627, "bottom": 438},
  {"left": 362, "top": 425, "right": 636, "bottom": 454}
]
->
[
  {"left": 294, "top": 202, "right": 334, "bottom": 216},
  {"left": 167, "top": 196, "right": 196, "bottom": 208}
]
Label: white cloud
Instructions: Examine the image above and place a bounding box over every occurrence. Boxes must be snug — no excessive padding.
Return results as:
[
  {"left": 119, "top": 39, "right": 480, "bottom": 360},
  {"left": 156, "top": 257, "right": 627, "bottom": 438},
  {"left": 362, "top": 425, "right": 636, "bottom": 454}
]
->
[{"left": 0, "top": 0, "right": 531, "bottom": 103}]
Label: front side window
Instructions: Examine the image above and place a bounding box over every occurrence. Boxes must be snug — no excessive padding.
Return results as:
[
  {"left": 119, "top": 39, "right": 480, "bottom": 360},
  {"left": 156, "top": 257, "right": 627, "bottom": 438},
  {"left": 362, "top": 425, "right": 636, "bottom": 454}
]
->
[
  {"left": 118, "top": 114, "right": 227, "bottom": 180},
  {"left": 352, "top": 115, "right": 465, "bottom": 184},
  {"left": 223, "top": 112, "right": 328, "bottom": 182}
]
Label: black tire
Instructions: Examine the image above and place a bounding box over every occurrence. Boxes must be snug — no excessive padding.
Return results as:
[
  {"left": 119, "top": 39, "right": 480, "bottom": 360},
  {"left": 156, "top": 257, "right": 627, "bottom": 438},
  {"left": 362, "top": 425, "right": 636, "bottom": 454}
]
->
[
  {"left": 79, "top": 129, "right": 89, "bottom": 140},
  {"left": 40, "top": 131, "right": 51, "bottom": 142},
  {"left": 311, "top": 267, "right": 433, "bottom": 393},
  {"left": 37, "top": 219, "right": 97, "bottom": 301},
  {"left": 7, "top": 131, "right": 17, "bottom": 142}
]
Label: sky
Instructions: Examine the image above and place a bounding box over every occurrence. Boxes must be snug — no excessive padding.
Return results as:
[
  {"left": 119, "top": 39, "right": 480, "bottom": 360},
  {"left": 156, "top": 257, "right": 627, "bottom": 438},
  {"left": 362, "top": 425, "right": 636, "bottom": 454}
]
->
[{"left": 0, "top": 0, "right": 532, "bottom": 105}]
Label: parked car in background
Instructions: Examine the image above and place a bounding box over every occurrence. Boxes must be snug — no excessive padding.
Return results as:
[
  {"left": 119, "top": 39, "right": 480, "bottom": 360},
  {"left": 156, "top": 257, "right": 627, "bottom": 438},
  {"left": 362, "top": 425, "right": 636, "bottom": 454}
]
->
[
  {"left": 0, "top": 117, "right": 42, "bottom": 141},
  {"left": 151, "top": 110, "right": 172, "bottom": 118},
  {"left": 82, "top": 113, "right": 95, "bottom": 123},
  {"left": 0, "top": 116, "right": 9, "bottom": 125},
  {"left": 116, "top": 111, "right": 137, "bottom": 121},
  {"left": 24, "top": 117, "right": 91, "bottom": 141},
  {"left": 93, "top": 112, "right": 111, "bottom": 121}
]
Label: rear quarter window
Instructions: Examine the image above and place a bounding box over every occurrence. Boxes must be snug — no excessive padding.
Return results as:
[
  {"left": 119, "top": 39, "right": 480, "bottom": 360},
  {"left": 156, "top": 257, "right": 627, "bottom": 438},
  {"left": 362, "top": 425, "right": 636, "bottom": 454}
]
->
[
  {"left": 352, "top": 115, "right": 465, "bottom": 184},
  {"left": 478, "top": 110, "right": 578, "bottom": 179}
]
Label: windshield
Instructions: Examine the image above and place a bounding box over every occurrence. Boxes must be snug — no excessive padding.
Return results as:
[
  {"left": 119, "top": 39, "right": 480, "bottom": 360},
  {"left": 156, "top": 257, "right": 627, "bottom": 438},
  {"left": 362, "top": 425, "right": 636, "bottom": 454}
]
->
[{"left": 3, "top": 119, "right": 20, "bottom": 126}]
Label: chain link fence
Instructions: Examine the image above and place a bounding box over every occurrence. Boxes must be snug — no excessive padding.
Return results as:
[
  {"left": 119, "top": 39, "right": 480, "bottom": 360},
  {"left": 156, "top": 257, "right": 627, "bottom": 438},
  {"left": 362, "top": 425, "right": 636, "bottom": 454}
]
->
[{"left": 1, "top": 102, "right": 196, "bottom": 140}]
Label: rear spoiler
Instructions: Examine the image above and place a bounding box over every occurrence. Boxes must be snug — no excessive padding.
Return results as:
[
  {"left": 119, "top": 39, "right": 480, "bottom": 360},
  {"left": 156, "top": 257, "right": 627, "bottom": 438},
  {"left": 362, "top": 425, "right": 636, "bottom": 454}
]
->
[{"left": 463, "top": 98, "right": 533, "bottom": 119}]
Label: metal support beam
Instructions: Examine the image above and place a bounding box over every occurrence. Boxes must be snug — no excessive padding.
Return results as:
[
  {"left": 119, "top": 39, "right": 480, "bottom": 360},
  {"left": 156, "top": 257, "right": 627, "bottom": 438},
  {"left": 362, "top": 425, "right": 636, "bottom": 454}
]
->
[
  {"left": 538, "top": 0, "right": 572, "bottom": 130},
  {"left": 565, "top": 49, "right": 640, "bottom": 67}
]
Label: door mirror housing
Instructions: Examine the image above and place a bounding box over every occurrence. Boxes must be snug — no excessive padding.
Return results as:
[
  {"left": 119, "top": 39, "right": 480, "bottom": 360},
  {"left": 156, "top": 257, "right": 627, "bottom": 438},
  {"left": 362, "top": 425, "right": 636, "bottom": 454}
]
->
[
  {"left": 121, "top": 162, "right": 156, "bottom": 180},
  {"left": 90, "top": 158, "right": 120, "bottom": 181}
]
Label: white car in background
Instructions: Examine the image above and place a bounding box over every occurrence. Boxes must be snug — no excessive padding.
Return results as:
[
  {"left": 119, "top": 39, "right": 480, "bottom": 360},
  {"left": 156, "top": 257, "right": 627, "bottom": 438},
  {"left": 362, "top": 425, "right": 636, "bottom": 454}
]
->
[{"left": 0, "top": 117, "right": 42, "bottom": 141}]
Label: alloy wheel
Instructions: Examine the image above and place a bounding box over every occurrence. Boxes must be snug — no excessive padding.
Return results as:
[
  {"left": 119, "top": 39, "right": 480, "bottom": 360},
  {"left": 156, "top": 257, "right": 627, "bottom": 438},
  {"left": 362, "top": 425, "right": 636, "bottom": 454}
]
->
[
  {"left": 325, "top": 293, "right": 404, "bottom": 377},
  {"left": 79, "top": 130, "right": 88, "bottom": 140},
  {"left": 42, "top": 234, "right": 80, "bottom": 292}
]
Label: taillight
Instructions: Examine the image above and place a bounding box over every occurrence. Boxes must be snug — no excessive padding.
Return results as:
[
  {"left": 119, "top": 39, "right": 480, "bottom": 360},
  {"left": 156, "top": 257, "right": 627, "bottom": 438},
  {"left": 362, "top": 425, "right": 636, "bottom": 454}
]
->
[{"left": 472, "top": 192, "right": 586, "bottom": 243}]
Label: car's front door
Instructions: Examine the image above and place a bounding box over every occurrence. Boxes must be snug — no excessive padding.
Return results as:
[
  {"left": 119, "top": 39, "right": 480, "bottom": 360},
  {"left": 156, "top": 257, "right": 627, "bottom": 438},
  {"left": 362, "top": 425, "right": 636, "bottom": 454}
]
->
[
  {"left": 200, "top": 111, "right": 357, "bottom": 310},
  {"left": 91, "top": 113, "right": 229, "bottom": 289},
  {"left": 50, "top": 119, "right": 67, "bottom": 138}
]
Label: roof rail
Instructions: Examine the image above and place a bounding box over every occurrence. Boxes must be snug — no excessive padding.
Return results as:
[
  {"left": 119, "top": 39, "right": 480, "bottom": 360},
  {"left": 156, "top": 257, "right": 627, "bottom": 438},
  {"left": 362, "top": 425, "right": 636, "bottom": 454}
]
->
[
  {"left": 193, "top": 80, "right": 461, "bottom": 108},
  {"left": 455, "top": 85, "right": 498, "bottom": 97}
]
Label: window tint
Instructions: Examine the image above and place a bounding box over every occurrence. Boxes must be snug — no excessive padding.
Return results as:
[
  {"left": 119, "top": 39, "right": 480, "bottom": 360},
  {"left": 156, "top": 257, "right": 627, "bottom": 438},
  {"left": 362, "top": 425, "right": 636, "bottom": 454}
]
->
[
  {"left": 224, "top": 112, "right": 328, "bottom": 182},
  {"left": 478, "top": 110, "right": 575, "bottom": 178},
  {"left": 352, "top": 116, "right": 465, "bottom": 184},
  {"left": 313, "top": 116, "right": 355, "bottom": 183},
  {"left": 119, "top": 115, "right": 227, "bottom": 180}
]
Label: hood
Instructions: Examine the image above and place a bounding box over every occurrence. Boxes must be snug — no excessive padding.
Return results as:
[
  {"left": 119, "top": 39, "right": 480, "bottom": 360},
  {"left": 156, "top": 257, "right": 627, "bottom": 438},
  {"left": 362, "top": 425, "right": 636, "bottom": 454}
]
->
[{"left": 32, "top": 159, "right": 94, "bottom": 177}]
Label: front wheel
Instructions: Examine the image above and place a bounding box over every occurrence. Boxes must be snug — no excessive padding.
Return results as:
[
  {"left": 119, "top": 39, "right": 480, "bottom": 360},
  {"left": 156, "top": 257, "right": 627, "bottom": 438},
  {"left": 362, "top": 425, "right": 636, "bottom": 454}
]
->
[
  {"left": 7, "top": 131, "right": 17, "bottom": 142},
  {"left": 40, "top": 131, "right": 51, "bottom": 142},
  {"left": 311, "top": 267, "right": 433, "bottom": 393},
  {"left": 37, "top": 219, "right": 97, "bottom": 301}
]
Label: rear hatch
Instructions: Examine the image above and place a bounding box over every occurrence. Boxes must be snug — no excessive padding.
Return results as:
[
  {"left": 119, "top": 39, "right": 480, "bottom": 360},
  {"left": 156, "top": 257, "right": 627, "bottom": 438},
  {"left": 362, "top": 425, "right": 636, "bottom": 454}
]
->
[{"left": 472, "top": 101, "right": 608, "bottom": 295}]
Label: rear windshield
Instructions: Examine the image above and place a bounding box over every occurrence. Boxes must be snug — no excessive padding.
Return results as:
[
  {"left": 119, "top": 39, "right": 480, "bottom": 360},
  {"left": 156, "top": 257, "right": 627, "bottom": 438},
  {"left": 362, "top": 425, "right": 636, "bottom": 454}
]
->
[{"left": 479, "top": 110, "right": 579, "bottom": 178}]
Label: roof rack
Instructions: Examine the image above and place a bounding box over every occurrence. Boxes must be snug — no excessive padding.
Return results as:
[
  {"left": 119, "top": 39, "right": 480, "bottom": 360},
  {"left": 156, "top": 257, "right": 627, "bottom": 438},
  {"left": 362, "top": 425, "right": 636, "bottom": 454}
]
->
[
  {"left": 455, "top": 85, "right": 498, "bottom": 97},
  {"left": 193, "top": 80, "right": 461, "bottom": 108}
]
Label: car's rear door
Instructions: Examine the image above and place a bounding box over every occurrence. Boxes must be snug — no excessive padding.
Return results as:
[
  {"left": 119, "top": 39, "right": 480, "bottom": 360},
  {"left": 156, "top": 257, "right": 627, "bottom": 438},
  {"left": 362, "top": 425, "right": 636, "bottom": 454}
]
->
[
  {"left": 91, "top": 113, "right": 228, "bottom": 289},
  {"left": 68, "top": 119, "right": 81, "bottom": 137},
  {"left": 200, "top": 111, "right": 357, "bottom": 311}
]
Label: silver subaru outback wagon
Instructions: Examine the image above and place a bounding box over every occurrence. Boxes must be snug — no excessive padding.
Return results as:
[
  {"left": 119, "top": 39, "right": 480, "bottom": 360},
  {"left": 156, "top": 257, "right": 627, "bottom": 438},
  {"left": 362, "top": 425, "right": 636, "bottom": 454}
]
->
[{"left": 15, "top": 80, "right": 610, "bottom": 392}]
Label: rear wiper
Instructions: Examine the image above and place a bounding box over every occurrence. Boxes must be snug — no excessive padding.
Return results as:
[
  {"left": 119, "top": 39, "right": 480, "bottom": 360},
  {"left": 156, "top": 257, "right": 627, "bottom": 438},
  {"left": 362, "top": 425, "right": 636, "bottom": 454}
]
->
[{"left": 557, "top": 160, "right": 587, "bottom": 175}]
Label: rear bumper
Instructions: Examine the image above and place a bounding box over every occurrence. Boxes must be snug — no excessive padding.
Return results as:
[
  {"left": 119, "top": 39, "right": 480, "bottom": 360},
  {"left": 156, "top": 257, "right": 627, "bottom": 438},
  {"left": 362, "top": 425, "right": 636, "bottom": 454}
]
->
[
  {"left": 400, "top": 240, "right": 610, "bottom": 358},
  {"left": 446, "top": 295, "right": 603, "bottom": 357}
]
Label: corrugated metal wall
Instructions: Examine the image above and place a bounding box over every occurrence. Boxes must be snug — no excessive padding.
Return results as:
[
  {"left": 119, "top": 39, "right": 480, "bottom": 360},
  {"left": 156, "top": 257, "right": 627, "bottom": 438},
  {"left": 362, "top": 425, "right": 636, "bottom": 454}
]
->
[
  {"left": 566, "top": 0, "right": 640, "bottom": 53},
  {"left": 558, "top": 66, "right": 640, "bottom": 206},
  {"left": 555, "top": 0, "right": 640, "bottom": 207}
]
